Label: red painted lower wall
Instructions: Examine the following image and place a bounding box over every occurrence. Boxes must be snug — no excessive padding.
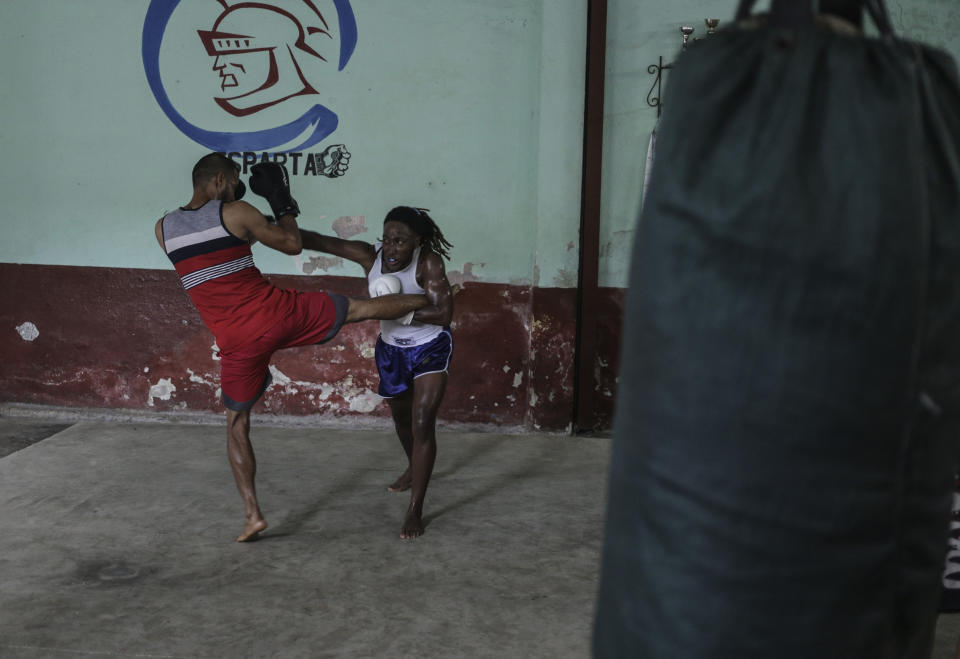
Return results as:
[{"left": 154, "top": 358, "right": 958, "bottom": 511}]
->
[{"left": 0, "top": 264, "right": 622, "bottom": 430}]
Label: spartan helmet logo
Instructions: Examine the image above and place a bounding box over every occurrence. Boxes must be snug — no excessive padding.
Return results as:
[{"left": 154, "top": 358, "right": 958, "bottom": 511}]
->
[{"left": 198, "top": 1, "right": 334, "bottom": 117}]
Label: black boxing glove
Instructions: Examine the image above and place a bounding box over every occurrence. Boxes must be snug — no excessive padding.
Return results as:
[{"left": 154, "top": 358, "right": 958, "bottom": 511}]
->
[{"left": 249, "top": 162, "right": 300, "bottom": 219}]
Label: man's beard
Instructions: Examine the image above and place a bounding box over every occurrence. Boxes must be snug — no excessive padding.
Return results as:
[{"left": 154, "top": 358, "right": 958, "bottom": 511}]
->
[{"left": 220, "top": 181, "right": 245, "bottom": 202}]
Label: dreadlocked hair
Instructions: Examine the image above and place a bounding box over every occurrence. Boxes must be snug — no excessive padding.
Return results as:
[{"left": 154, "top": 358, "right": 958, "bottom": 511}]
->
[{"left": 384, "top": 206, "right": 454, "bottom": 260}]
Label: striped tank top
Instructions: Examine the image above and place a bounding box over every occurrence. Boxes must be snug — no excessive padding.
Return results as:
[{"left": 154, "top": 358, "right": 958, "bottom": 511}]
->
[{"left": 161, "top": 200, "right": 295, "bottom": 350}]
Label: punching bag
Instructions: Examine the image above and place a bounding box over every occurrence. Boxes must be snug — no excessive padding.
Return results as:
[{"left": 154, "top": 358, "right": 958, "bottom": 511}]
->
[{"left": 594, "top": 1, "right": 960, "bottom": 657}]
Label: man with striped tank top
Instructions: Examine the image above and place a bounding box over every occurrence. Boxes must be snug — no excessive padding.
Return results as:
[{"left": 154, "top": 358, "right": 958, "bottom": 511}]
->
[{"left": 155, "top": 153, "right": 431, "bottom": 542}]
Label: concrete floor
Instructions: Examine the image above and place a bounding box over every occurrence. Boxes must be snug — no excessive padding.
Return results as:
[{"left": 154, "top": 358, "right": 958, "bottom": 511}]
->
[
  {"left": 935, "top": 615, "right": 960, "bottom": 659},
  {"left": 0, "top": 410, "right": 610, "bottom": 659},
  {"left": 4, "top": 407, "right": 960, "bottom": 659}
]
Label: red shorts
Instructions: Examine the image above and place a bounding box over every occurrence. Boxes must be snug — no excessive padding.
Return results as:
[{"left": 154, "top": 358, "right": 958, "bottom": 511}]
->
[{"left": 218, "top": 291, "right": 348, "bottom": 411}]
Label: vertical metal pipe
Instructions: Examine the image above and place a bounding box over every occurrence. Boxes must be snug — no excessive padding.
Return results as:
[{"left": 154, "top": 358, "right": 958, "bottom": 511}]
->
[{"left": 574, "top": 0, "right": 607, "bottom": 433}]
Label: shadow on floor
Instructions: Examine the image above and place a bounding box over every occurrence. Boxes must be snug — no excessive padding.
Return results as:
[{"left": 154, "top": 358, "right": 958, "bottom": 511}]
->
[{"left": 0, "top": 416, "right": 73, "bottom": 459}]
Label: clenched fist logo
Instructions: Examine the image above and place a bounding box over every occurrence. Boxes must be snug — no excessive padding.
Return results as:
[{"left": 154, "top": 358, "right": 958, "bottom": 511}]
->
[{"left": 316, "top": 144, "right": 351, "bottom": 178}]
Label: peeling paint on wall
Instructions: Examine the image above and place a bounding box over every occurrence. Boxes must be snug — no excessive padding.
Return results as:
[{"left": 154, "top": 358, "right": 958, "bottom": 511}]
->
[
  {"left": 553, "top": 268, "right": 577, "bottom": 288},
  {"left": 147, "top": 378, "right": 177, "bottom": 406},
  {"left": 448, "top": 262, "right": 485, "bottom": 285},
  {"left": 335, "top": 374, "right": 381, "bottom": 414},
  {"left": 186, "top": 368, "right": 217, "bottom": 388},
  {"left": 16, "top": 321, "right": 39, "bottom": 341},
  {"left": 298, "top": 254, "right": 345, "bottom": 275},
  {"left": 348, "top": 389, "right": 380, "bottom": 413},
  {"left": 531, "top": 317, "right": 551, "bottom": 334},
  {"left": 0, "top": 265, "right": 618, "bottom": 430},
  {"left": 595, "top": 355, "right": 613, "bottom": 397},
  {"left": 318, "top": 382, "right": 335, "bottom": 400},
  {"left": 183, "top": 366, "right": 222, "bottom": 404},
  {"left": 268, "top": 366, "right": 300, "bottom": 394},
  {"left": 264, "top": 366, "right": 384, "bottom": 415},
  {"left": 332, "top": 215, "right": 367, "bottom": 238}
]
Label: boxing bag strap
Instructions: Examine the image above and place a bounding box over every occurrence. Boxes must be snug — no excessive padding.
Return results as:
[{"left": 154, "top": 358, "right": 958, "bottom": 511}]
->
[{"left": 734, "top": 0, "right": 893, "bottom": 34}]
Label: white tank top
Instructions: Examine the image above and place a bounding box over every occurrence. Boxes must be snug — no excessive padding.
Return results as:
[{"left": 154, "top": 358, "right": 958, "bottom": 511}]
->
[{"left": 369, "top": 244, "right": 443, "bottom": 347}]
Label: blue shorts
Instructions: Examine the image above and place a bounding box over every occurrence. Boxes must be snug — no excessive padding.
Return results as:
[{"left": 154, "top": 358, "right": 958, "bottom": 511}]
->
[{"left": 375, "top": 328, "right": 453, "bottom": 398}]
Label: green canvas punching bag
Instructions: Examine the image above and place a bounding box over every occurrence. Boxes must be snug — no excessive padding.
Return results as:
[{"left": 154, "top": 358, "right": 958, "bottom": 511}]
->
[{"left": 594, "top": 1, "right": 960, "bottom": 657}]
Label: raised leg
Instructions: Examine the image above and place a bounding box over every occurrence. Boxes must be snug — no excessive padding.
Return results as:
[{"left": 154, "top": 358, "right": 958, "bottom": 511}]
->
[
  {"left": 344, "top": 284, "right": 460, "bottom": 324},
  {"left": 225, "top": 408, "right": 267, "bottom": 542},
  {"left": 345, "top": 294, "right": 427, "bottom": 324}
]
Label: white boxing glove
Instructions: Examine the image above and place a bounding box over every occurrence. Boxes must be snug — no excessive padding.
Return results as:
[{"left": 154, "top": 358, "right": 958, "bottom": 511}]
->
[
  {"left": 368, "top": 275, "right": 402, "bottom": 297},
  {"left": 368, "top": 275, "right": 414, "bottom": 325}
]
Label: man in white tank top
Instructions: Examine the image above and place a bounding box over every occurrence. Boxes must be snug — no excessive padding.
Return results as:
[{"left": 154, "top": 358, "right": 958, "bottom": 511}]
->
[{"left": 300, "top": 206, "right": 455, "bottom": 539}]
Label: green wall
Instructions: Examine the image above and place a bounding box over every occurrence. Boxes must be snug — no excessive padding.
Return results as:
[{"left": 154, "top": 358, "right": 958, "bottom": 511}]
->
[
  {"left": 0, "top": 0, "right": 585, "bottom": 287},
  {"left": 1, "top": 1, "right": 957, "bottom": 289},
  {"left": 599, "top": 0, "right": 960, "bottom": 287}
]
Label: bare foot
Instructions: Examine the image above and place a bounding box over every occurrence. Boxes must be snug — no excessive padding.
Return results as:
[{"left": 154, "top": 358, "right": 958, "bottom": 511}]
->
[
  {"left": 387, "top": 468, "right": 412, "bottom": 492},
  {"left": 237, "top": 517, "right": 268, "bottom": 542},
  {"left": 400, "top": 510, "right": 424, "bottom": 539}
]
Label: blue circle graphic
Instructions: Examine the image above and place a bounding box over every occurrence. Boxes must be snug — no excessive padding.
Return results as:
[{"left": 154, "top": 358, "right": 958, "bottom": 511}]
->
[{"left": 142, "top": 0, "right": 357, "bottom": 153}]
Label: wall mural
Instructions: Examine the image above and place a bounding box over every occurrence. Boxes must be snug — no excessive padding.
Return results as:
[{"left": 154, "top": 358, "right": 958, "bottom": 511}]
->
[{"left": 142, "top": 0, "right": 355, "bottom": 177}]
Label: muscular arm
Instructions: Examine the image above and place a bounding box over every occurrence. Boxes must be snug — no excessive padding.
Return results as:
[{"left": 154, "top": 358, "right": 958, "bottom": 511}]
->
[
  {"left": 300, "top": 229, "right": 377, "bottom": 272},
  {"left": 414, "top": 251, "right": 454, "bottom": 326},
  {"left": 222, "top": 201, "right": 302, "bottom": 255}
]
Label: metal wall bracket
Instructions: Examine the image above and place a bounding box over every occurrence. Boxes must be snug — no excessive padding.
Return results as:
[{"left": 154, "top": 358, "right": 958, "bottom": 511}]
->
[{"left": 647, "top": 19, "right": 720, "bottom": 118}]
